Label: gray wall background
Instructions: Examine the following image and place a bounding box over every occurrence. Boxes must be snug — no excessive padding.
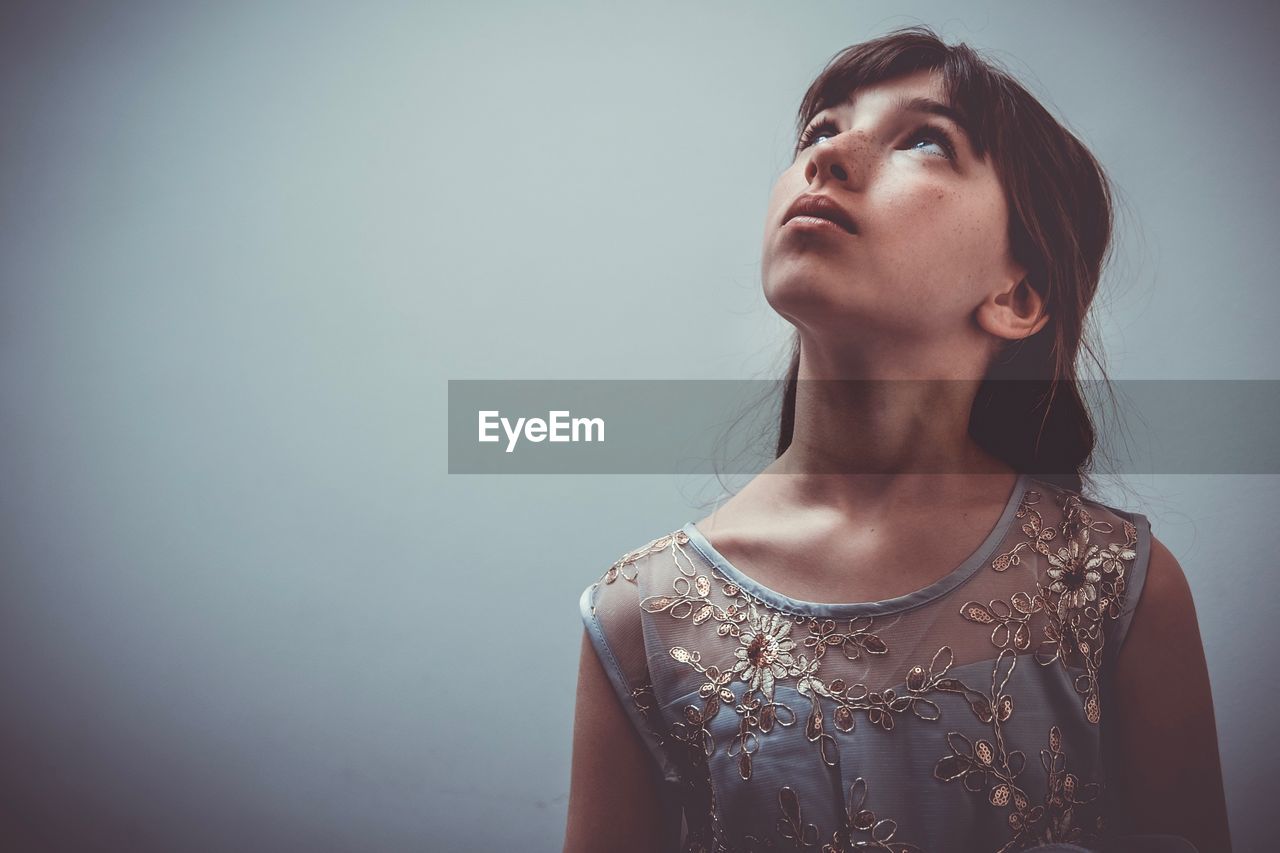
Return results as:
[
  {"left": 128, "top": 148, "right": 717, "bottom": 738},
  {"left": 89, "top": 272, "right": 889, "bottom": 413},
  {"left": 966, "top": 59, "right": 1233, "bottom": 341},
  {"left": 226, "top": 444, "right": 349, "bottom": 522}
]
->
[{"left": 1, "top": 1, "right": 1274, "bottom": 850}]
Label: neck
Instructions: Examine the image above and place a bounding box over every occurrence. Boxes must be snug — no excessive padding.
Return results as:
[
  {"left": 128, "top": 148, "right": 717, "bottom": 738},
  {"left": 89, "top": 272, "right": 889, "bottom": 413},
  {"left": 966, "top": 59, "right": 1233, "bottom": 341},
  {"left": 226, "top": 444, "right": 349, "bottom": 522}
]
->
[{"left": 762, "top": 335, "right": 1017, "bottom": 511}]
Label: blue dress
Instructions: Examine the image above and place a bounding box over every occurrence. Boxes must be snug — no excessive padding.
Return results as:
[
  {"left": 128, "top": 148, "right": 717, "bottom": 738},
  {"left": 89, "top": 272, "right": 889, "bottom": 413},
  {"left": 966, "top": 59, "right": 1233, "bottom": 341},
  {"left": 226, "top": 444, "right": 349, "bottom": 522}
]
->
[{"left": 579, "top": 473, "right": 1199, "bottom": 852}]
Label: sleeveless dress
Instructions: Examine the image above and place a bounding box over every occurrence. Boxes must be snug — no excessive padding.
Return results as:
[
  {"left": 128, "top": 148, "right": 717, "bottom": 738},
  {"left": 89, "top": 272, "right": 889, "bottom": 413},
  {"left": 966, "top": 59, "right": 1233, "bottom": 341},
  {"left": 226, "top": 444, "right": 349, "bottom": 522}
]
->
[{"left": 578, "top": 473, "right": 1199, "bottom": 853}]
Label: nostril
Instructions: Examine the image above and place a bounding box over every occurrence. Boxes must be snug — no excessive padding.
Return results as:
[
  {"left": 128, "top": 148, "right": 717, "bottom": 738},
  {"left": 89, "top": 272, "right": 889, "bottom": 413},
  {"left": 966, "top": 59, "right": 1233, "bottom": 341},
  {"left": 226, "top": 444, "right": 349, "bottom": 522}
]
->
[{"left": 830, "top": 164, "right": 849, "bottom": 181}]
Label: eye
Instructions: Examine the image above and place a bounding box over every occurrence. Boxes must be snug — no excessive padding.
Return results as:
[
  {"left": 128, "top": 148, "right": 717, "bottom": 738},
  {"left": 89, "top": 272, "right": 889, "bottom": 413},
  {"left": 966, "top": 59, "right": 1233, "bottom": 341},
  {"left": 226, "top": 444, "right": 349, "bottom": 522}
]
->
[
  {"left": 796, "top": 119, "right": 959, "bottom": 161},
  {"left": 796, "top": 118, "right": 838, "bottom": 150},
  {"left": 908, "top": 124, "right": 958, "bottom": 160}
]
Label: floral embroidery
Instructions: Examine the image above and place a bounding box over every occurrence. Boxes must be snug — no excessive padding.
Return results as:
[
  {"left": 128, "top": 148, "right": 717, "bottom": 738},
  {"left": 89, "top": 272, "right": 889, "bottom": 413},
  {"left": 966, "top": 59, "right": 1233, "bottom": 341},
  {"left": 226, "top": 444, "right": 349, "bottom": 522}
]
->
[
  {"left": 965, "top": 487, "right": 1138, "bottom": 724},
  {"left": 794, "top": 644, "right": 967, "bottom": 768},
  {"left": 1046, "top": 529, "right": 1103, "bottom": 612},
  {"left": 734, "top": 608, "right": 798, "bottom": 699},
  {"left": 1026, "top": 725, "right": 1103, "bottom": 845},
  {"left": 599, "top": 481, "right": 1140, "bottom": 850},
  {"left": 741, "top": 779, "right": 921, "bottom": 852},
  {"left": 603, "top": 530, "right": 690, "bottom": 585},
  {"left": 932, "top": 648, "right": 1105, "bottom": 851},
  {"left": 631, "top": 677, "right": 728, "bottom": 853},
  {"left": 669, "top": 635, "right": 802, "bottom": 780},
  {"left": 637, "top": 532, "right": 909, "bottom": 780},
  {"left": 941, "top": 484, "right": 1136, "bottom": 848},
  {"left": 667, "top": 603, "right": 963, "bottom": 779},
  {"left": 803, "top": 615, "right": 888, "bottom": 661}
]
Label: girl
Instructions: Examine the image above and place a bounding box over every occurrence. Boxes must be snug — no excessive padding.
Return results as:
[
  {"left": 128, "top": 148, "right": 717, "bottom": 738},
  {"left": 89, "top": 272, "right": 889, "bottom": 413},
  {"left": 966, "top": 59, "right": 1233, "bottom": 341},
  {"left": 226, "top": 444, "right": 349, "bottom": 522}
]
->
[{"left": 565, "top": 26, "right": 1230, "bottom": 853}]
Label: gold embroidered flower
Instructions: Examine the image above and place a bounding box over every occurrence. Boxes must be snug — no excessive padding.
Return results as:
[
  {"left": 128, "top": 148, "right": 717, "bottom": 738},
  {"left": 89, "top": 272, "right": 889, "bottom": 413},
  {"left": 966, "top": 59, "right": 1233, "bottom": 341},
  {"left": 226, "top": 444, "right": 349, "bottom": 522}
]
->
[
  {"left": 733, "top": 605, "right": 797, "bottom": 700},
  {"left": 1045, "top": 529, "right": 1103, "bottom": 613},
  {"left": 1096, "top": 539, "right": 1135, "bottom": 578}
]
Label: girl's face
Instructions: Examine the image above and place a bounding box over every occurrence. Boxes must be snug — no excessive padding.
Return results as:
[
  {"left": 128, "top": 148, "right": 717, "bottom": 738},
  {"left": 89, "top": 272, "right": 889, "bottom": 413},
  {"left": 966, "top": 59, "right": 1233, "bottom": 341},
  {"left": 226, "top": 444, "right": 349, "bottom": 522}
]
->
[{"left": 762, "top": 69, "right": 1027, "bottom": 353}]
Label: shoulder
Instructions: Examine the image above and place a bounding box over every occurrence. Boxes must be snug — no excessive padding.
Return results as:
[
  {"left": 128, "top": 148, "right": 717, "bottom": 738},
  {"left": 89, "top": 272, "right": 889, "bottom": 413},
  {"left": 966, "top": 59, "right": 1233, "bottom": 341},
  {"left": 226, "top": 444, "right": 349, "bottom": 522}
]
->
[
  {"left": 1024, "top": 476, "right": 1197, "bottom": 679},
  {"left": 1019, "top": 479, "right": 1146, "bottom": 590},
  {"left": 1021, "top": 477, "right": 1141, "bottom": 541},
  {"left": 1128, "top": 533, "right": 1196, "bottom": 636},
  {"left": 579, "top": 527, "right": 690, "bottom": 682},
  {"left": 581, "top": 527, "right": 691, "bottom": 615}
]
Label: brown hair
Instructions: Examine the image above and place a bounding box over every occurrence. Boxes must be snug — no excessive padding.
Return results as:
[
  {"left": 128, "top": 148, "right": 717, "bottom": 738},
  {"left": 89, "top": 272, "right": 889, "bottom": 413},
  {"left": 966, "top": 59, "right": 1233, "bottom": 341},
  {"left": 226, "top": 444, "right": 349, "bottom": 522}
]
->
[{"left": 773, "top": 25, "right": 1119, "bottom": 495}]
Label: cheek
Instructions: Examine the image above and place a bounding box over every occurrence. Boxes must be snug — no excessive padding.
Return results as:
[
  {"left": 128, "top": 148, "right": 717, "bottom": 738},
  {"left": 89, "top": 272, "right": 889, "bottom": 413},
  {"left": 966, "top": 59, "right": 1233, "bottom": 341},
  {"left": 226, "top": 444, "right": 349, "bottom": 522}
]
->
[
  {"left": 876, "top": 185, "right": 998, "bottom": 261},
  {"left": 874, "top": 181, "right": 953, "bottom": 231}
]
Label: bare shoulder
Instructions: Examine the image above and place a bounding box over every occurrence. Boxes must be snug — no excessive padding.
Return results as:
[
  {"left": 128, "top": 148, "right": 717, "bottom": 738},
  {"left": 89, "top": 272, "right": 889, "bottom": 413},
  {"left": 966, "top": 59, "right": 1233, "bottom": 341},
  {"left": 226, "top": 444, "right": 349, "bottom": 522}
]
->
[
  {"left": 1109, "top": 532, "right": 1233, "bottom": 851},
  {"left": 1132, "top": 533, "right": 1195, "bottom": 630},
  {"left": 1112, "top": 532, "right": 1201, "bottom": 737}
]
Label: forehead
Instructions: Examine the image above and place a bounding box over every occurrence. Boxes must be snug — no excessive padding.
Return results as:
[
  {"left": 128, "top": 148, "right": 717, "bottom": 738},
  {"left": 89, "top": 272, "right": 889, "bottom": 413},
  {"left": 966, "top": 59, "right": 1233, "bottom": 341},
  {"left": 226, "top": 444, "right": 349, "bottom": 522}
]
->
[
  {"left": 829, "top": 68, "right": 942, "bottom": 108},
  {"left": 828, "top": 68, "right": 947, "bottom": 113}
]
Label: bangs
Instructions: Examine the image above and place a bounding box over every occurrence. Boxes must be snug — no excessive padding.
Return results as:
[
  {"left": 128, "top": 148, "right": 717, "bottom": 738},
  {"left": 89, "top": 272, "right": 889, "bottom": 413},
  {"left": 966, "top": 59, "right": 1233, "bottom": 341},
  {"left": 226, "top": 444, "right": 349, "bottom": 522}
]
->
[{"left": 792, "top": 29, "right": 1011, "bottom": 164}]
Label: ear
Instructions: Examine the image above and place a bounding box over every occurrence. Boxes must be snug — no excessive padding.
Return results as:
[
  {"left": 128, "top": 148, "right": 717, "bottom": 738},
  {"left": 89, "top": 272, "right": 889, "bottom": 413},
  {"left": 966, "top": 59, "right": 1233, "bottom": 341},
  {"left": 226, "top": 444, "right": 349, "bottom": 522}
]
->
[{"left": 975, "top": 277, "right": 1049, "bottom": 342}]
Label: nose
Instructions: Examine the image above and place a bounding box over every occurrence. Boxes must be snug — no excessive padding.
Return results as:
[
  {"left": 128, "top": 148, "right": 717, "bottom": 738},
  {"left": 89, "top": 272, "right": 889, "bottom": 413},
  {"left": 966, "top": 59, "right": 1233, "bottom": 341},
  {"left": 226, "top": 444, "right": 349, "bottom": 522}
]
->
[{"left": 804, "top": 131, "right": 866, "bottom": 187}]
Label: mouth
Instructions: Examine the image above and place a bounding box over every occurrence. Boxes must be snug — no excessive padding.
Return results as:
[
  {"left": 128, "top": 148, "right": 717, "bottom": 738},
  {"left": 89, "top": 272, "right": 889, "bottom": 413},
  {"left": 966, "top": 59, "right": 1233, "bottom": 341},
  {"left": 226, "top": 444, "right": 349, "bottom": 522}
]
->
[
  {"left": 784, "top": 215, "right": 854, "bottom": 234},
  {"left": 782, "top": 193, "right": 858, "bottom": 234}
]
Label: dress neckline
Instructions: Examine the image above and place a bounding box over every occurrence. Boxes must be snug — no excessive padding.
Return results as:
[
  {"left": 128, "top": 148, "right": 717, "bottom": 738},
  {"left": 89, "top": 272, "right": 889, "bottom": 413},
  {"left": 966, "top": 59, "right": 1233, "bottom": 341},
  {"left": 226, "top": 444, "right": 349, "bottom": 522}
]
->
[{"left": 680, "top": 471, "right": 1031, "bottom": 618}]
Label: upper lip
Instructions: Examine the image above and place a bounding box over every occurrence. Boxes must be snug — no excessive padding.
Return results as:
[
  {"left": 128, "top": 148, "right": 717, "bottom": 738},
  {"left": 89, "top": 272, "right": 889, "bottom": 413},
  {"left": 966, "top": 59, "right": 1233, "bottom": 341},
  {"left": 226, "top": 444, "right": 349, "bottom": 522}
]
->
[{"left": 782, "top": 193, "right": 858, "bottom": 234}]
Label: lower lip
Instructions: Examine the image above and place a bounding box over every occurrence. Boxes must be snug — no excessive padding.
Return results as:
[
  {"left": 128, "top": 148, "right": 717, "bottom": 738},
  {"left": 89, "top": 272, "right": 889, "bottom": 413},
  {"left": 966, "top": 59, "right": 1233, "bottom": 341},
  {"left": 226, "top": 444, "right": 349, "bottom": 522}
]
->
[{"left": 785, "top": 215, "right": 854, "bottom": 234}]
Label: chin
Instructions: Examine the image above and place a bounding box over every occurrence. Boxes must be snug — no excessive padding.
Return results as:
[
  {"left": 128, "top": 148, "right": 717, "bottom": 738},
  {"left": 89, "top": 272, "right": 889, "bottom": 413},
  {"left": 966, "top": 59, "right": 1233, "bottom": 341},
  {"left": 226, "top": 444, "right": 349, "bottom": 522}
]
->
[{"left": 764, "top": 272, "right": 858, "bottom": 320}]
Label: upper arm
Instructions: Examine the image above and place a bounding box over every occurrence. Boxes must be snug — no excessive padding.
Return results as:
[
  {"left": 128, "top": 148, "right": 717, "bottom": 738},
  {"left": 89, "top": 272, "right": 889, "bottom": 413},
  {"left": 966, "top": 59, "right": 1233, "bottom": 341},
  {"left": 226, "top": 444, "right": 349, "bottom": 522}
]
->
[
  {"left": 564, "top": 629, "right": 667, "bottom": 853},
  {"left": 1109, "top": 532, "right": 1232, "bottom": 852}
]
